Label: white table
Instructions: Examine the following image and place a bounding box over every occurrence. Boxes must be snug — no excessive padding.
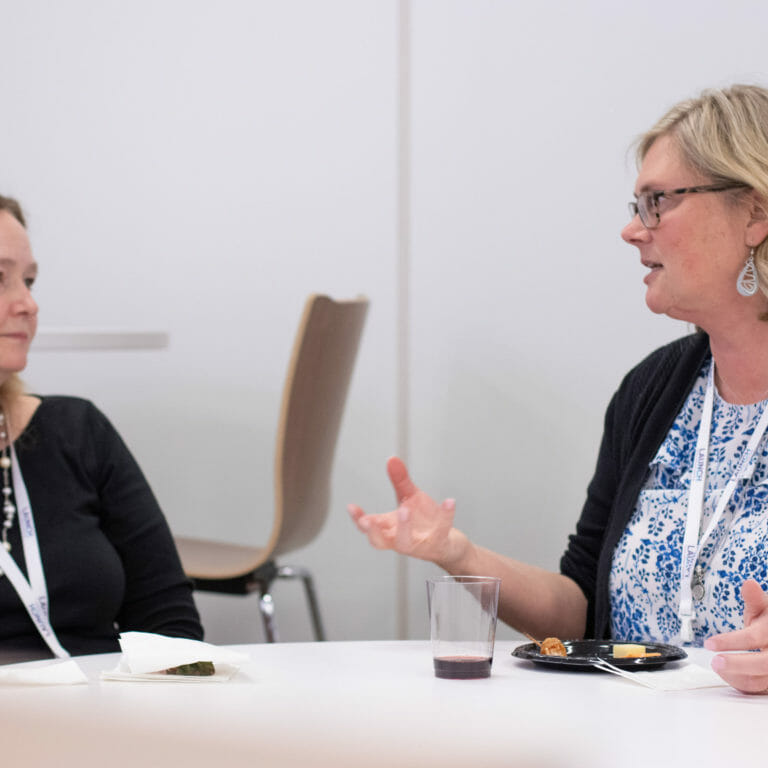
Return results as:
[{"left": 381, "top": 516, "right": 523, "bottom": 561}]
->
[{"left": 2, "top": 641, "right": 764, "bottom": 768}]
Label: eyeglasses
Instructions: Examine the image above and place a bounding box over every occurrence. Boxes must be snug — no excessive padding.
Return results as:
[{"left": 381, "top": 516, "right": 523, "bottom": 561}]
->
[{"left": 628, "top": 182, "right": 750, "bottom": 229}]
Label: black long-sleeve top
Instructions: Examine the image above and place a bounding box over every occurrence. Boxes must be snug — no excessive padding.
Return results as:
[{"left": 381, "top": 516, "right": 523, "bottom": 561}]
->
[
  {"left": 0, "top": 396, "right": 202, "bottom": 661},
  {"left": 560, "top": 332, "right": 711, "bottom": 639}
]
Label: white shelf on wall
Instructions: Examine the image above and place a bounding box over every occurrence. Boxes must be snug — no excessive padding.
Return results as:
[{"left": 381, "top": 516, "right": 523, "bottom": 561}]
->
[{"left": 33, "top": 329, "right": 169, "bottom": 351}]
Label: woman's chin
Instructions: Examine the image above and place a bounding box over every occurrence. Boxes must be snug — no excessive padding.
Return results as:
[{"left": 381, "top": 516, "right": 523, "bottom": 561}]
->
[
  {"left": 0, "top": 360, "right": 29, "bottom": 381},
  {"left": 644, "top": 298, "right": 698, "bottom": 327},
  {"left": 644, "top": 294, "right": 669, "bottom": 316}
]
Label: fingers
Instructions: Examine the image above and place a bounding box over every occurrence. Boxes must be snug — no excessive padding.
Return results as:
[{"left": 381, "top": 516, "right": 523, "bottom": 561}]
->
[
  {"left": 705, "top": 627, "right": 762, "bottom": 653},
  {"left": 742, "top": 579, "right": 768, "bottom": 627},
  {"left": 704, "top": 580, "right": 768, "bottom": 692},
  {"left": 710, "top": 651, "right": 768, "bottom": 694},
  {"left": 365, "top": 518, "right": 396, "bottom": 550},
  {"left": 386, "top": 456, "right": 418, "bottom": 503},
  {"left": 438, "top": 498, "right": 456, "bottom": 529},
  {"left": 347, "top": 503, "right": 377, "bottom": 537},
  {"left": 705, "top": 580, "right": 768, "bottom": 652},
  {"left": 347, "top": 504, "right": 395, "bottom": 550},
  {"left": 347, "top": 503, "right": 363, "bottom": 521}
]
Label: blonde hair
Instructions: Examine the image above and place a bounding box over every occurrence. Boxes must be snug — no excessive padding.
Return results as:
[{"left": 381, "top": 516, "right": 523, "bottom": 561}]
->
[
  {"left": 636, "top": 84, "right": 768, "bottom": 296},
  {"left": 0, "top": 195, "right": 28, "bottom": 407}
]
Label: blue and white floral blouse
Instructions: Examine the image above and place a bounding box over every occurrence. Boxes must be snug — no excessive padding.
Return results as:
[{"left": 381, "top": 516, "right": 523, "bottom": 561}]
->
[{"left": 610, "top": 359, "right": 768, "bottom": 645}]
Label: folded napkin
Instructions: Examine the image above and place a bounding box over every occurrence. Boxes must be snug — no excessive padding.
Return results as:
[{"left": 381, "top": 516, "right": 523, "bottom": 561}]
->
[
  {"left": 0, "top": 659, "right": 87, "bottom": 686},
  {"left": 631, "top": 661, "right": 727, "bottom": 691},
  {"left": 101, "top": 632, "right": 249, "bottom": 683}
]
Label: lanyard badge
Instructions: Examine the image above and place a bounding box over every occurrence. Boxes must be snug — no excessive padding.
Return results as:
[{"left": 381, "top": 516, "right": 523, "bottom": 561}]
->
[
  {"left": 678, "top": 360, "right": 768, "bottom": 643},
  {"left": 0, "top": 443, "right": 69, "bottom": 658}
]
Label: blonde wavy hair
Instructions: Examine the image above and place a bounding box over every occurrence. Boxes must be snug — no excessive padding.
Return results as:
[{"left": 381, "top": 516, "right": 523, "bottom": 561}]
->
[
  {"left": 635, "top": 84, "right": 768, "bottom": 299},
  {"left": 0, "top": 195, "right": 28, "bottom": 406}
]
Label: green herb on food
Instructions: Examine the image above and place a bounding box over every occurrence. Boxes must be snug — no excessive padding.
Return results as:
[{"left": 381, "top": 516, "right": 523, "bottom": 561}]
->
[{"left": 164, "top": 661, "right": 215, "bottom": 676}]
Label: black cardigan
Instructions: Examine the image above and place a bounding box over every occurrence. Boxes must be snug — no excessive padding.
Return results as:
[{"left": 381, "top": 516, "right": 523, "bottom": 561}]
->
[
  {"left": 560, "top": 332, "right": 711, "bottom": 638},
  {"left": 0, "top": 396, "right": 203, "bottom": 661}
]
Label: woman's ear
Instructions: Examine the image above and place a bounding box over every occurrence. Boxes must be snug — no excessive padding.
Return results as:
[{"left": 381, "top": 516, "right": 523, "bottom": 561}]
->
[{"left": 746, "top": 193, "right": 768, "bottom": 247}]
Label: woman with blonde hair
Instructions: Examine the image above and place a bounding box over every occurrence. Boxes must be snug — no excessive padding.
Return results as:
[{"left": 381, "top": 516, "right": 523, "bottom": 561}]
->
[
  {"left": 0, "top": 196, "right": 202, "bottom": 661},
  {"left": 350, "top": 84, "right": 768, "bottom": 694}
]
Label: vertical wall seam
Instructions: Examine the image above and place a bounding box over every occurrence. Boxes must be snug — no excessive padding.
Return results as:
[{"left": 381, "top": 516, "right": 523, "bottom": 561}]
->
[{"left": 396, "top": 0, "right": 411, "bottom": 640}]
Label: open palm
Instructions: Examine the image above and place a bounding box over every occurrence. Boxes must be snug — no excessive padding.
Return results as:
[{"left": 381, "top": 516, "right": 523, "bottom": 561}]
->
[{"left": 348, "top": 456, "right": 457, "bottom": 564}]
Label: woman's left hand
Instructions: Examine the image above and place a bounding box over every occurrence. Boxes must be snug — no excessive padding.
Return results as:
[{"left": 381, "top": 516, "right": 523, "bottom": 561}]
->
[{"left": 704, "top": 579, "right": 768, "bottom": 693}]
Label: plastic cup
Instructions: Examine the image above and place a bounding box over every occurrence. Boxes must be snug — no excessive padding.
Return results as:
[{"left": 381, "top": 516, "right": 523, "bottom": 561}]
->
[{"left": 426, "top": 575, "right": 501, "bottom": 679}]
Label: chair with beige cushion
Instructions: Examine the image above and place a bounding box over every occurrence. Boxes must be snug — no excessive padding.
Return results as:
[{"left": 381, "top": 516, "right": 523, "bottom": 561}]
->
[{"left": 174, "top": 294, "right": 369, "bottom": 642}]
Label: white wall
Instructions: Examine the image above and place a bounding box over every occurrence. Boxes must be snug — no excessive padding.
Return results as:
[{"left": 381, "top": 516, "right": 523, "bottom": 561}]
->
[{"left": 1, "top": 0, "right": 767, "bottom": 643}]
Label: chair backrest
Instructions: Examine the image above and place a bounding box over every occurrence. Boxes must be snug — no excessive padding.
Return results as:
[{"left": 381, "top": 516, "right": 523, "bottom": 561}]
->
[{"left": 266, "top": 294, "right": 369, "bottom": 557}]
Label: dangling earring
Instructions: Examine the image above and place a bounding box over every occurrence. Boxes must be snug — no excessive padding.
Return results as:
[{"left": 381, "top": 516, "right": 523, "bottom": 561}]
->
[{"left": 737, "top": 248, "right": 759, "bottom": 297}]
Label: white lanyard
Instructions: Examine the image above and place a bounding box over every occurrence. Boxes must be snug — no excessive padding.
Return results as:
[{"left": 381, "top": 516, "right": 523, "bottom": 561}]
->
[
  {"left": 0, "top": 443, "right": 69, "bottom": 658},
  {"left": 678, "top": 360, "right": 768, "bottom": 643}
]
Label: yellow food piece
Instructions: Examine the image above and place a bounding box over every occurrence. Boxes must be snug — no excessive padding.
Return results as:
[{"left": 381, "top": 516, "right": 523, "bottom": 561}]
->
[
  {"left": 612, "top": 644, "right": 660, "bottom": 658},
  {"left": 613, "top": 643, "right": 646, "bottom": 658}
]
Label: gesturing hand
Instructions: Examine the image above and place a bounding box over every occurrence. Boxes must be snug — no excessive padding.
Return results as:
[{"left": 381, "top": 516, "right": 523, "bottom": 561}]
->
[
  {"left": 347, "top": 456, "right": 461, "bottom": 566},
  {"left": 704, "top": 579, "right": 768, "bottom": 694}
]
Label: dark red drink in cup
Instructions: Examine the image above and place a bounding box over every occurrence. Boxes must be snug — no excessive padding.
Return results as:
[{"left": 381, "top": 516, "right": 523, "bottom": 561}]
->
[{"left": 433, "top": 655, "right": 492, "bottom": 679}]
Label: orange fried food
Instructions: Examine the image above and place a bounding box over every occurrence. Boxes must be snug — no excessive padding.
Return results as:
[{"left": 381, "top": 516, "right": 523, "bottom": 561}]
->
[{"left": 539, "top": 637, "right": 567, "bottom": 656}]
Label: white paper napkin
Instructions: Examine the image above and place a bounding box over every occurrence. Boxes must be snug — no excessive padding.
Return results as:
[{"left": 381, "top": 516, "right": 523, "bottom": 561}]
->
[
  {"left": 0, "top": 659, "right": 88, "bottom": 686},
  {"left": 100, "top": 631, "right": 250, "bottom": 683},
  {"left": 631, "top": 661, "right": 728, "bottom": 691}
]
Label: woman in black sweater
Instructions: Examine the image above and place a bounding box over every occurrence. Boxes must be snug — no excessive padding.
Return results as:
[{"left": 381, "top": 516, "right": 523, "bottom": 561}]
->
[{"left": 0, "top": 195, "right": 202, "bottom": 662}]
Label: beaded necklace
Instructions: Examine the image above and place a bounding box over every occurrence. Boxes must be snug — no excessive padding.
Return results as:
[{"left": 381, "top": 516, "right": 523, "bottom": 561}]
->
[{"left": 0, "top": 409, "right": 15, "bottom": 555}]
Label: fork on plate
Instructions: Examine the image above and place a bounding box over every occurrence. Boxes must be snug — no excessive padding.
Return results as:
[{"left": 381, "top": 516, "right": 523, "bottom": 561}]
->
[{"left": 588, "top": 656, "right": 658, "bottom": 689}]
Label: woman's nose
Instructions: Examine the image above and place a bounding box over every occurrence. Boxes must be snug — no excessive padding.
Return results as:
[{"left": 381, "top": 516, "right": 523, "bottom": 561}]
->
[
  {"left": 621, "top": 214, "right": 650, "bottom": 245},
  {"left": 25, "top": 292, "right": 39, "bottom": 315},
  {"left": 12, "top": 284, "right": 38, "bottom": 315}
]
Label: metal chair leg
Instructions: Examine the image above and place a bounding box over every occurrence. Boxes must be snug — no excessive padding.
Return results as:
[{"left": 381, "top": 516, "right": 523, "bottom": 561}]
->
[
  {"left": 277, "top": 565, "right": 326, "bottom": 641},
  {"left": 259, "top": 590, "right": 280, "bottom": 643},
  {"left": 300, "top": 571, "right": 326, "bottom": 641}
]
